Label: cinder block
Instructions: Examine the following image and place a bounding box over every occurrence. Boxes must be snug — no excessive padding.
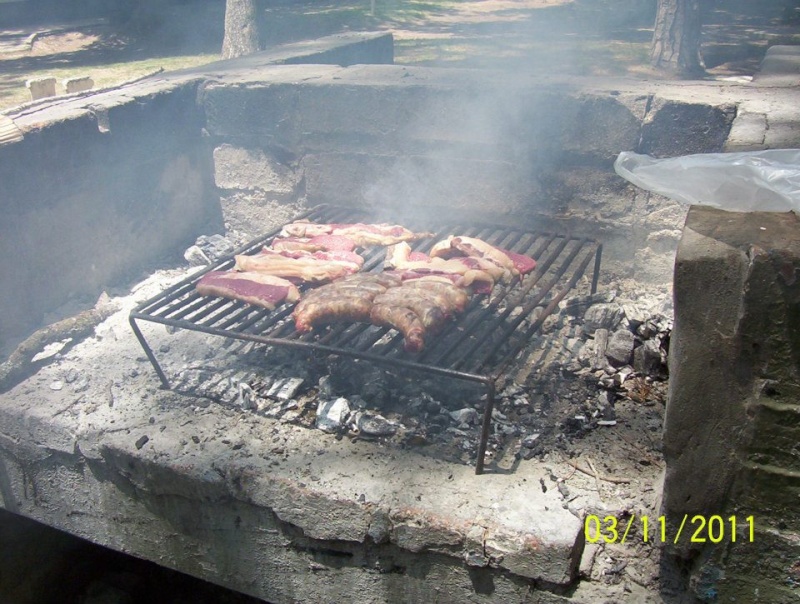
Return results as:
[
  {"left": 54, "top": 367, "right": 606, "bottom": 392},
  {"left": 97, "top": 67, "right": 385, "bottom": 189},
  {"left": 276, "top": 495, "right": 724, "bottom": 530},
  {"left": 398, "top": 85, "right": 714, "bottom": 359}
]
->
[
  {"left": 26, "top": 77, "right": 56, "bottom": 100},
  {"left": 63, "top": 76, "right": 94, "bottom": 94}
]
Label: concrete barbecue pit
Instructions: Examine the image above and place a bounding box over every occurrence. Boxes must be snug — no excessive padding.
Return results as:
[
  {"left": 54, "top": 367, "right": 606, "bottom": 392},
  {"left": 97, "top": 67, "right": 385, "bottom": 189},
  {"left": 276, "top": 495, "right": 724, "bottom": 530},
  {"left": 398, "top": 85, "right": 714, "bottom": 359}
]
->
[{"left": 1, "top": 31, "right": 799, "bottom": 604}]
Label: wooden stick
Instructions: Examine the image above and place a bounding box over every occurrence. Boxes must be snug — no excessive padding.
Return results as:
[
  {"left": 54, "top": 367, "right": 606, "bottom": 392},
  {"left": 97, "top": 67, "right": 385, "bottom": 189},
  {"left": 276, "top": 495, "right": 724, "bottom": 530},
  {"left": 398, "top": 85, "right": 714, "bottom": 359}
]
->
[
  {"left": 565, "top": 458, "right": 631, "bottom": 484},
  {"left": 586, "top": 456, "right": 602, "bottom": 493}
]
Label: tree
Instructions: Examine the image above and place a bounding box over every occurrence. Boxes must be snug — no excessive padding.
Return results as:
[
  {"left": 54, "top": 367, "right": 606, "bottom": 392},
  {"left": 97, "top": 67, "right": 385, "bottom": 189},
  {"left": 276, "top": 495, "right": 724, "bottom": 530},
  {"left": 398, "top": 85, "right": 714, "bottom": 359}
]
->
[
  {"left": 650, "top": 0, "right": 704, "bottom": 76},
  {"left": 222, "top": 0, "right": 260, "bottom": 59}
]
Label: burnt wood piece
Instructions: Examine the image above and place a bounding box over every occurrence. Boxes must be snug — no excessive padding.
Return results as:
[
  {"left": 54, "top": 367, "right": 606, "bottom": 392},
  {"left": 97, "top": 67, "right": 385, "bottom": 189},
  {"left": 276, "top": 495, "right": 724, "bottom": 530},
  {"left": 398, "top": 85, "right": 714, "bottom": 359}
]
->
[{"left": 0, "top": 295, "right": 118, "bottom": 393}]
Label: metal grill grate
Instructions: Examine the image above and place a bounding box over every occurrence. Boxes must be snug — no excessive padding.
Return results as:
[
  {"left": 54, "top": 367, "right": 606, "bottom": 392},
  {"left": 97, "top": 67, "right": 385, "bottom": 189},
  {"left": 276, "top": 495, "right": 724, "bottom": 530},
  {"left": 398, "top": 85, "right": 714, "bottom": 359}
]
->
[{"left": 130, "top": 205, "right": 602, "bottom": 473}]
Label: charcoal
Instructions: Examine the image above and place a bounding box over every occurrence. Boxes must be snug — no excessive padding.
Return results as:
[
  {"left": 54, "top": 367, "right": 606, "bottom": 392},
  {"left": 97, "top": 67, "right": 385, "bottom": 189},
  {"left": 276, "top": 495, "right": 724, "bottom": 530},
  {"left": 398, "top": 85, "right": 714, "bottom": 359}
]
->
[
  {"left": 606, "top": 329, "right": 635, "bottom": 367},
  {"left": 184, "top": 245, "right": 211, "bottom": 267},
  {"left": 633, "top": 339, "right": 663, "bottom": 375},
  {"left": 592, "top": 329, "right": 610, "bottom": 370},
  {"left": 621, "top": 303, "right": 649, "bottom": 327},
  {"left": 316, "top": 397, "right": 351, "bottom": 433},
  {"left": 521, "top": 433, "right": 541, "bottom": 448},
  {"left": 356, "top": 412, "right": 399, "bottom": 437},
  {"left": 583, "top": 303, "right": 624, "bottom": 333},
  {"left": 562, "top": 291, "right": 617, "bottom": 317},
  {"left": 449, "top": 408, "right": 478, "bottom": 425},
  {"left": 267, "top": 377, "right": 305, "bottom": 401}
]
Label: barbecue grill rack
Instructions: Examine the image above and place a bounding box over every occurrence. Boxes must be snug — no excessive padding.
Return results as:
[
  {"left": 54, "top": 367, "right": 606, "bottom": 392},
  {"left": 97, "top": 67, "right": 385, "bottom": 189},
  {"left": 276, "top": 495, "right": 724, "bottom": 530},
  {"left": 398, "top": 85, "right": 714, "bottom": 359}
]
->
[{"left": 130, "top": 205, "right": 602, "bottom": 474}]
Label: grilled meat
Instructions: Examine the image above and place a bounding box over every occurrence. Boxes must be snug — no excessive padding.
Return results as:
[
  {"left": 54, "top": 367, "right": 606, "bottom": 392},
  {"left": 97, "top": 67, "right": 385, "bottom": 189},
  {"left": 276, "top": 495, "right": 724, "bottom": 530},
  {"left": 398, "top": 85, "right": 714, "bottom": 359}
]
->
[
  {"left": 292, "top": 273, "right": 402, "bottom": 332},
  {"left": 294, "top": 295, "right": 375, "bottom": 332},
  {"left": 370, "top": 304, "right": 426, "bottom": 353},
  {"left": 385, "top": 242, "right": 498, "bottom": 290},
  {"left": 372, "top": 286, "right": 455, "bottom": 328},
  {"left": 271, "top": 234, "right": 356, "bottom": 253},
  {"left": 396, "top": 277, "right": 471, "bottom": 313}
]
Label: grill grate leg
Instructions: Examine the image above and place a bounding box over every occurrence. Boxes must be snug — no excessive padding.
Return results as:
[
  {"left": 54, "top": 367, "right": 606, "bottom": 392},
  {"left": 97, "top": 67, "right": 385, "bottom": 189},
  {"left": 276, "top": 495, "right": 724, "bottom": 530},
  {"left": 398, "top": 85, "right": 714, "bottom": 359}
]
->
[
  {"left": 129, "top": 315, "right": 171, "bottom": 389},
  {"left": 474, "top": 379, "right": 496, "bottom": 475}
]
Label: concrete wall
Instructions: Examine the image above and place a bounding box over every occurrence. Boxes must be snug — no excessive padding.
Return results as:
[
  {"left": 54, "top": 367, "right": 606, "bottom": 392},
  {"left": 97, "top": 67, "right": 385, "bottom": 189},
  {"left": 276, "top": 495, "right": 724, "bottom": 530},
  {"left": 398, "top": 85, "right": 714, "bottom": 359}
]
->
[
  {"left": 201, "top": 67, "right": 651, "bottom": 215},
  {"left": 664, "top": 207, "right": 800, "bottom": 602},
  {"left": 0, "top": 78, "right": 221, "bottom": 351}
]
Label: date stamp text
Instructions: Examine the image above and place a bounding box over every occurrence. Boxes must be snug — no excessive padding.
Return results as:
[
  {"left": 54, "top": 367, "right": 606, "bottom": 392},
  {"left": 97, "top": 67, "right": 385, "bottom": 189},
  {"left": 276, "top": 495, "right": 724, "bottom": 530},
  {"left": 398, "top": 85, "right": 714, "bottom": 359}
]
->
[{"left": 584, "top": 514, "right": 755, "bottom": 545}]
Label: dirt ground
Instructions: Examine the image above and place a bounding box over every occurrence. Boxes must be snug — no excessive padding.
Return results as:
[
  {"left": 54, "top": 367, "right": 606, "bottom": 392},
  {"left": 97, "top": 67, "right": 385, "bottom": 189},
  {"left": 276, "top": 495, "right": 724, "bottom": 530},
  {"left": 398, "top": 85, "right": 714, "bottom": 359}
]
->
[{"left": 1, "top": 0, "right": 798, "bottom": 111}]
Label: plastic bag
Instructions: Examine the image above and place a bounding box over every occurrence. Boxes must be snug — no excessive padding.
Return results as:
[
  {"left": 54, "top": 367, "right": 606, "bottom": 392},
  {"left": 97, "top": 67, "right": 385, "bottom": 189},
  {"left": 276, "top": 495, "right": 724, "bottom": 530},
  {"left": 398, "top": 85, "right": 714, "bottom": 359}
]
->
[{"left": 614, "top": 149, "right": 800, "bottom": 212}]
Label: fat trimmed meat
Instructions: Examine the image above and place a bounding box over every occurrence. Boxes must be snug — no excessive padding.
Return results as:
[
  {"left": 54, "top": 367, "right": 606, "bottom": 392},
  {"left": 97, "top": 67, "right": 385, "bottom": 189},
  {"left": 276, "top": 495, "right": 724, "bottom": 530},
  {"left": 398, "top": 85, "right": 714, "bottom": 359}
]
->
[{"left": 280, "top": 221, "right": 434, "bottom": 246}]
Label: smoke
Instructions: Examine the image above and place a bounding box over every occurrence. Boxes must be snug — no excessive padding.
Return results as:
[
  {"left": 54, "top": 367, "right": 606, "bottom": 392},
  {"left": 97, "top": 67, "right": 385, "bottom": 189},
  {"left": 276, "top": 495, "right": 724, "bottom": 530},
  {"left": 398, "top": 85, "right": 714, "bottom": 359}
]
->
[{"left": 356, "top": 1, "right": 656, "bottom": 226}]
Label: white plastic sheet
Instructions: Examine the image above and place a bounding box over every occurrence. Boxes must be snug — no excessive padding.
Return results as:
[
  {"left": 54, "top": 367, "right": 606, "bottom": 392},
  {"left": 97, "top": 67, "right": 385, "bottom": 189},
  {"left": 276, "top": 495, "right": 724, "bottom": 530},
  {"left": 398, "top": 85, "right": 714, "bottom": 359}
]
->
[{"left": 614, "top": 150, "right": 800, "bottom": 213}]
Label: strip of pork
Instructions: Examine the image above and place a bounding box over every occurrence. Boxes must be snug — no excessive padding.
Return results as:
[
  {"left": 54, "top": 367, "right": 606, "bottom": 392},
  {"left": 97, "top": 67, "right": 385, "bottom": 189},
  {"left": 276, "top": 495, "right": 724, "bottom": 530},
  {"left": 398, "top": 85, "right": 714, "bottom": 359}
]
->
[
  {"left": 431, "top": 236, "right": 536, "bottom": 276},
  {"left": 235, "top": 249, "right": 363, "bottom": 283},
  {"left": 271, "top": 235, "right": 356, "bottom": 253},
  {"left": 369, "top": 304, "right": 426, "bottom": 353},
  {"left": 385, "top": 243, "right": 498, "bottom": 291},
  {"left": 196, "top": 271, "right": 300, "bottom": 310},
  {"left": 268, "top": 249, "right": 364, "bottom": 271},
  {"left": 281, "top": 221, "right": 434, "bottom": 246},
  {"left": 322, "top": 271, "right": 402, "bottom": 288}
]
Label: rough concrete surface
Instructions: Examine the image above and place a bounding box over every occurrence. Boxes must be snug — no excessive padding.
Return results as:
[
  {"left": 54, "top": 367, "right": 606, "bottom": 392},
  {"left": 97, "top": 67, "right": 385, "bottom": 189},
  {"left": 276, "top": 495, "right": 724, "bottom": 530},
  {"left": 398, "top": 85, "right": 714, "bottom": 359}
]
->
[
  {"left": 0, "top": 274, "right": 582, "bottom": 602},
  {"left": 0, "top": 259, "right": 670, "bottom": 603}
]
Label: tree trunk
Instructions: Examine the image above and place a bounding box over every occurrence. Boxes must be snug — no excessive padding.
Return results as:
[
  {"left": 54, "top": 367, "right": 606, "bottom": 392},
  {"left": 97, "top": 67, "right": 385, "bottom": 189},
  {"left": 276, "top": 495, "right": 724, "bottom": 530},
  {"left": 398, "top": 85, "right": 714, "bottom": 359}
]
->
[
  {"left": 222, "top": 0, "right": 260, "bottom": 59},
  {"left": 650, "top": 0, "right": 704, "bottom": 76}
]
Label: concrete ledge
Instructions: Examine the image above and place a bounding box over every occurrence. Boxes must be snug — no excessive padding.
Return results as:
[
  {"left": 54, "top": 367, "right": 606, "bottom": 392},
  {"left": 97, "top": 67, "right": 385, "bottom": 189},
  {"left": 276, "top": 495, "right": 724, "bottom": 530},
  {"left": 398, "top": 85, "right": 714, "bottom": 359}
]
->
[
  {"left": 0, "top": 291, "right": 583, "bottom": 603},
  {"left": 754, "top": 45, "right": 800, "bottom": 86}
]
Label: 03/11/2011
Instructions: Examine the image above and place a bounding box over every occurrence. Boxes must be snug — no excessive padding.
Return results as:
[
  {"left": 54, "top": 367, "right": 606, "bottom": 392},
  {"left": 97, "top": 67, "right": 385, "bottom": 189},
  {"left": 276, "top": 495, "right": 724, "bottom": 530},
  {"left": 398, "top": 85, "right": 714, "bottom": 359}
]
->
[{"left": 583, "top": 514, "right": 755, "bottom": 545}]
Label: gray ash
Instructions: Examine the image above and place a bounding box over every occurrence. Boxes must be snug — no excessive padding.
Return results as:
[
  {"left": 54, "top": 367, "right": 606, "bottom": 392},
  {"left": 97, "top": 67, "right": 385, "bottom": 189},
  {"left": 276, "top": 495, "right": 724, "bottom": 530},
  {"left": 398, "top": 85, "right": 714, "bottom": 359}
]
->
[{"left": 164, "top": 287, "right": 672, "bottom": 468}]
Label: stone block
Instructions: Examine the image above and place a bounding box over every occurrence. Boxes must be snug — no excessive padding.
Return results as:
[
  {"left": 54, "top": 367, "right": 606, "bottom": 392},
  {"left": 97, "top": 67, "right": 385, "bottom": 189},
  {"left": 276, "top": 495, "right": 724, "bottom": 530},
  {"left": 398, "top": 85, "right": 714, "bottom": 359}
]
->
[
  {"left": 663, "top": 206, "right": 800, "bottom": 600},
  {"left": 213, "top": 143, "right": 300, "bottom": 198},
  {"left": 639, "top": 98, "right": 736, "bottom": 158},
  {"left": 63, "top": 76, "right": 94, "bottom": 94},
  {"left": 26, "top": 76, "right": 56, "bottom": 100}
]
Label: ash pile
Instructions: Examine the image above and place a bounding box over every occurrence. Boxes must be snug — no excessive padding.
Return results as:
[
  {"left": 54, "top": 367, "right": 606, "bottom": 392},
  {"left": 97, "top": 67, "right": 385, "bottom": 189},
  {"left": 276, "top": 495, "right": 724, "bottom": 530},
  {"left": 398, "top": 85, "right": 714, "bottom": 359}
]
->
[{"left": 166, "top": 265, "right": 671, "bottom": 467}]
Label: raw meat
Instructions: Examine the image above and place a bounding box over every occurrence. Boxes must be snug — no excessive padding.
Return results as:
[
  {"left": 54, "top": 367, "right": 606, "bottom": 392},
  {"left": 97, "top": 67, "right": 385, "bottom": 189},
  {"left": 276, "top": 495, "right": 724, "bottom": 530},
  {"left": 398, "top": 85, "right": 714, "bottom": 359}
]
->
[
  {"left": 235, "top": 249, "right": 363, "bottom": 283},
  {"left": 280, "top": 221, "right": 434, "bottom": 246},
  {"left": 196, "top": 271, "right": 300, "bottom": 310}
]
